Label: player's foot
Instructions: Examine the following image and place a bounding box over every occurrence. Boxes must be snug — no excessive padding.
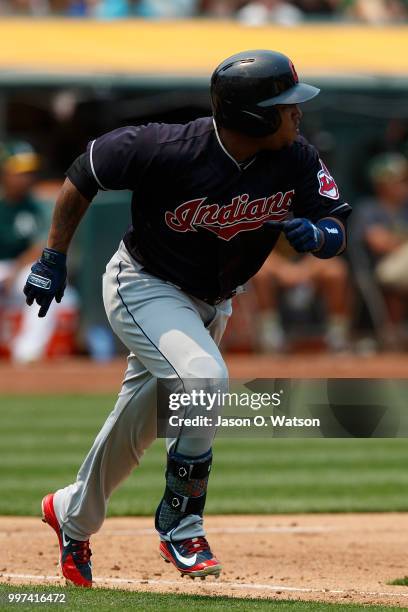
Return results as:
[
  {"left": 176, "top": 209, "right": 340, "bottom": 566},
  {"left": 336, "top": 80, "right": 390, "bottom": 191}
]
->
[
  {"left": 160, "top": 537, "right": 221, "bottom": 579},
  {"left": 41, "top": 493, "right": 92, "bottom": 588}
]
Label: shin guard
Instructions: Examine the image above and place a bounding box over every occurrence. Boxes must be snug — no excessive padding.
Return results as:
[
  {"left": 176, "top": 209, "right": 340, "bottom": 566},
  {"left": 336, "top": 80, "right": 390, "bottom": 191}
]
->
[{"left": 155, "top": 450, "right": 212, "bottom": 535}]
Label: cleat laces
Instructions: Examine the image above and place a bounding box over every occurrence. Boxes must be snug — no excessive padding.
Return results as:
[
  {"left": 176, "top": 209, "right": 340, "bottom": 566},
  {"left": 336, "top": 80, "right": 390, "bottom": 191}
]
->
[
  {"left": 71, "top": 540, "right": 92, "bottom": 564},
  {"left": 181, "top": 537, "right": 211, "bottom": 556}
]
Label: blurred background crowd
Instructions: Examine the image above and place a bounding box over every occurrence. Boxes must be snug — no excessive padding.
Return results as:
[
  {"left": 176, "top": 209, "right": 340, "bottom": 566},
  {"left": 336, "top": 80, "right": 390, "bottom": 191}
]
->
[{"left": 1, "top": 0, "right": 407, "bottom": 23}]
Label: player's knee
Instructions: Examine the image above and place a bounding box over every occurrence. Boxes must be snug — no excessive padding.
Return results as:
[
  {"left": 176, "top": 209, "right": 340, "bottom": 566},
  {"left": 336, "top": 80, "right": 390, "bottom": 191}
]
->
[{"left": 183, "top": 355, "right": 228, "bottom": 380}]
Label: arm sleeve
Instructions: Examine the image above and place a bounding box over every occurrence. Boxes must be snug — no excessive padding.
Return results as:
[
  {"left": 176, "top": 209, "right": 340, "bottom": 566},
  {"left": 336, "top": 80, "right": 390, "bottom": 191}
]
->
[
  {"left": 293, "top": 143, "right": 352, "bottom": 223},
  {"left": 66, "top": 152, "right": 98, "bottom": 201},
  {"left": 66, "top": 124, "right": 157, "bottom": 199}
]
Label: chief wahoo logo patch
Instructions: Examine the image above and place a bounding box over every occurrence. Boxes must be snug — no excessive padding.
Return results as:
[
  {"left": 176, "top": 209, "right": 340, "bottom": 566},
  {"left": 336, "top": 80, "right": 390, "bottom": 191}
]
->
[{"left": 317, "top": 159, "right": 339, "bottom": 200}]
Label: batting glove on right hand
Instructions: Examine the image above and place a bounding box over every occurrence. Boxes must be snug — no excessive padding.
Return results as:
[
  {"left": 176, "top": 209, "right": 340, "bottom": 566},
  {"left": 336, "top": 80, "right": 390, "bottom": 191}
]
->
[
  {"left": 282, "top": 218, "right": 324, "bottom": 253},
  {"left": 23, "top": 248, "right": 67, "bottom": 318}
]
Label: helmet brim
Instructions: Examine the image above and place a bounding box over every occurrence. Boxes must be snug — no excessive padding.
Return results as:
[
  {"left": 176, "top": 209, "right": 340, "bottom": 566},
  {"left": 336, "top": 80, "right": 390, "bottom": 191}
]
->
[{"left": 258, "top": 82, "right": 320, "bottom": 107}]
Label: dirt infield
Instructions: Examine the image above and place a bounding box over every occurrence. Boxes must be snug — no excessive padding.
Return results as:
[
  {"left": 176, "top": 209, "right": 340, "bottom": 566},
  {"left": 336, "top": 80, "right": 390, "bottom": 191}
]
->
[
  {"left": 2, "top": 513, "right": 408, "bottom": 606},
  {"left": 1, "top": 353, "right": 408, "bottom": 394}
]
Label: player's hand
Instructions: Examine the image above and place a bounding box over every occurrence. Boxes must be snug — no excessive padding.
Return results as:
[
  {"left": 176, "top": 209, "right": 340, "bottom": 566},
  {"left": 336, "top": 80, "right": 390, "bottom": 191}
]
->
[
  {"left": 282, "top": 218, "right": 324, "bottom": 253},
  {"left": 23, "top": 248, "right": 67, "bottom": 318}
]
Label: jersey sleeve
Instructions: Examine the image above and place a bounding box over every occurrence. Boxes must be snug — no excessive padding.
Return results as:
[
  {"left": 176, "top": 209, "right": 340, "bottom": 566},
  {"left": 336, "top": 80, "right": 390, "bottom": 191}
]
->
[
  {"left": 293, "top": 142, "right": 351, "bottom": 222},
  {"left": 67, "top": 124, "right": 158, "bottom": 198}
]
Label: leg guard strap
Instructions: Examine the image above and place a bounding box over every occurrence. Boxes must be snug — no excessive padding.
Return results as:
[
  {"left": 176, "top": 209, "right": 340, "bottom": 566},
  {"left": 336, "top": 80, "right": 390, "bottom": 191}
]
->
[
  {"left": 164, "top": 486, "right": 206, "bottom": 515},
  {"left": 167, "top": 454, "right": 212, "bottom": 481}
]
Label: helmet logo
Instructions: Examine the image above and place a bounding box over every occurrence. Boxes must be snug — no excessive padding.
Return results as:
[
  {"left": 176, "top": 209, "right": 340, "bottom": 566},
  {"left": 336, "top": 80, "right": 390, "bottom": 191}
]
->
[
  {"left": 317, "top": 159, "right": 339, "bottom": 200},
  {"left": 289, "top": 61, "right": 299, "bottom": 84}
]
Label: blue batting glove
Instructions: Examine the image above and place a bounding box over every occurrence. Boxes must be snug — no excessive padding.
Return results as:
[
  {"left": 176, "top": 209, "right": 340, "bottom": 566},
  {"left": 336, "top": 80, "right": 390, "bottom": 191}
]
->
[
  {"left": 23, "top": 248, "right": 67, "bottom": 318},
  {"left": 282, "top": 218, "right": 324, "bottom": 253}
]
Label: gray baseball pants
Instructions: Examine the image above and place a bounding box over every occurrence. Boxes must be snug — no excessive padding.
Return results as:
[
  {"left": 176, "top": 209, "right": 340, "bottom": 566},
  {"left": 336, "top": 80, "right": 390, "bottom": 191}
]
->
[{"left": 53, "top": 240, "right": 231, "bottom": 542}]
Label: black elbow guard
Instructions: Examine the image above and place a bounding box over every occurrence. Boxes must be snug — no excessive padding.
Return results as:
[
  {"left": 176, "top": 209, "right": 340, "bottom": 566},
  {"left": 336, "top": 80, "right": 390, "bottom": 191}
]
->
[{"left": 66, "top": 153, "right": 99, "bottom": 201}]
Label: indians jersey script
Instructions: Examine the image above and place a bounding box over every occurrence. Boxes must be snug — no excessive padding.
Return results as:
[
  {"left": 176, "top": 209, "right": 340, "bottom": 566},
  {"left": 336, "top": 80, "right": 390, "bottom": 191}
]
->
[{"left": 67, "top": 117, "right": 351, "bottom": 301}]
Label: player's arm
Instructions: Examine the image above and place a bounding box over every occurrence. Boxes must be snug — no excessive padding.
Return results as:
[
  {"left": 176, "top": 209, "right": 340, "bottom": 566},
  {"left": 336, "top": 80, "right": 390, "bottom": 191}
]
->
[
  {"left": 23, "top": 178, "right": 92, "bottom": 317},
  {"left": 47, "top": 178, "right": 91, "bottom": 253},
  {"left": 23, "top": 147, "right": 101, "bottom": 317},
  {"left": 23, "top": 125, "right": 155, "bottom": 317}
]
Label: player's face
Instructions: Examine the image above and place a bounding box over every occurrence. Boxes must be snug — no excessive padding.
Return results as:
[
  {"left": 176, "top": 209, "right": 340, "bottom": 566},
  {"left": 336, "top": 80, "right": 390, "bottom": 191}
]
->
[
  {"left": 263, "top": 104, "right": 303, "bottom": 149},
  {"left": 1, "top": 169, "right": 36, "bottom": 201}
]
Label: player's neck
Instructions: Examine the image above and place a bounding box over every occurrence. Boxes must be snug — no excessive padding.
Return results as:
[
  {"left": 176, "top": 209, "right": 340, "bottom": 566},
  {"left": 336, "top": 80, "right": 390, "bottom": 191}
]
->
[
  {"left": 218, "top": 127, "right": 264, "bottom": 163},
  {"left": 218, "top": 127, "right": 286, "bottom": 162}
]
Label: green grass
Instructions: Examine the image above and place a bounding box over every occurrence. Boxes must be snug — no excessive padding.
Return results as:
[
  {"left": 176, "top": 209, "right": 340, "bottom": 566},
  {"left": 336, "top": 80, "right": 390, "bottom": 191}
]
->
[
  {"left": 0, "top": 585, "right": 403, "bottom": 612},
  {"left": 1, "top": 394, "right": 408, "bottom": 516},
  {"left": 389, "top": 577, "right": 408, "bottom": 586}
]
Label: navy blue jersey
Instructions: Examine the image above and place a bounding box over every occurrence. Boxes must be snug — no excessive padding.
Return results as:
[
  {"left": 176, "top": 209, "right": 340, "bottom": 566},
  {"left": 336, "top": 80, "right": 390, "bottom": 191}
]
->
[{"left": 67, "top": 117, "right": 351, "bottom": 302}]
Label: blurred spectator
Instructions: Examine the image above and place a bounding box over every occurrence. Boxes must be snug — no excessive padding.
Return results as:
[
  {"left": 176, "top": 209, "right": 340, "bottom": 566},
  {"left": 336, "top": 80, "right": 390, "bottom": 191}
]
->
[
  {"left": 0, "top": 0, "right": 80, "bottom": 15},
  {"left": 0, "top": 141, "right": 78, "bottom": 362},
  {"left": 66, "top": 0, "right": 87, "bottom": 15},
  {"left": 84, "top": 0, "right": 200, "bottom": 18},
  {"left": 0, "top": 0, "right": 48, "bottom": 14},
  {"left": 293, "top": 0, "right": 340, "bottom": 14},
  {"left": 86, "top": 0, "right": 131, "bottom": 17},
  {"left": 131, "top": 0, "right": 199, "bottom": 17},
  {"left": 384, "top": 119, "right": 408, "bottom": 157},
  {"left": 341, "top": 0, "right": 408, "bottom": 23},
  {"left": 251, "top": 237, "right": 350, "bottom": 352},
  {"left": 352, "top": 153, "right": 408, "bottom": 348},
  {"left": 199, "top": 0, "right": 244, "bottom": 17},
  {"left": 237, "top": 0, "right": 303, "bottom": 25},
  {"left": 48, "top": 0, "right": 72, "bottom": 12}
]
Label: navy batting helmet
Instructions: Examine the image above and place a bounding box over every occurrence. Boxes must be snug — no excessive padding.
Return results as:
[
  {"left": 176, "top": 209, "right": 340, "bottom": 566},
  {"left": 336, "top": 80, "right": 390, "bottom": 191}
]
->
[{"left": 211, "top": 50, "right": 320, "bottom": 137}]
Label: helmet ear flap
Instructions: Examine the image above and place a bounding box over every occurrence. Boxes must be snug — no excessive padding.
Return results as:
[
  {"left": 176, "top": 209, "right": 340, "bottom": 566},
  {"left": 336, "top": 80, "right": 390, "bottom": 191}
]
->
[
  {"left": 215, "top": 102, "right": 282, "bottom": 137},
  {"left": 240, "top": 107, "right": 282, "bottom": 137}
]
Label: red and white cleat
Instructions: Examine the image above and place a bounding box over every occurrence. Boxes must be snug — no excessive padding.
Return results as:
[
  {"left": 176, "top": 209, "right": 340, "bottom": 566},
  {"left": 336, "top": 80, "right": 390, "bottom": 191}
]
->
[
  {"left": 160, "top": 537, "right": 221, "bottom": 579},
  {"left": 41, "top": 493, "right": 92, "bottom": 588}
]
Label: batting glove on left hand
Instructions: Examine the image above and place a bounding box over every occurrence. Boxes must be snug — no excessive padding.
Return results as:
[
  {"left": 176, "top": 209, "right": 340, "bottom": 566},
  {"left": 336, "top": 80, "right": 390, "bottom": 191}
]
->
[
  {"left": 23, "top": 248, "right": 67, "bottom": 318},
  {"left": 282, "top": 218, "right": 324, "bottom": 253}
]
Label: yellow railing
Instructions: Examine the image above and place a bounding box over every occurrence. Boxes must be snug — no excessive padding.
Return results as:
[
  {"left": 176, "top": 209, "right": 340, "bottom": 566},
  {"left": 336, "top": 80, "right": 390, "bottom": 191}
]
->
[{"left": 0, "top": 19, "right": 407, "bottom": 77}]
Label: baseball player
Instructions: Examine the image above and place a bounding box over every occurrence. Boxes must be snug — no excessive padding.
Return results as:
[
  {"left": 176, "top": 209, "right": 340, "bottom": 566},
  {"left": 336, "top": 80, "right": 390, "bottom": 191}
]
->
[{"left": 24, "top": 50, "right": 351, "bottom": 587}]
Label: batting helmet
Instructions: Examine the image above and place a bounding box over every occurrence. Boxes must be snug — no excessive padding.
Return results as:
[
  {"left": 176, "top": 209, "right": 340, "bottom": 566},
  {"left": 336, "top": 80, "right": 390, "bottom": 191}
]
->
[{"left": 211, "top": 50, "right": 320, "bottom": 137}]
